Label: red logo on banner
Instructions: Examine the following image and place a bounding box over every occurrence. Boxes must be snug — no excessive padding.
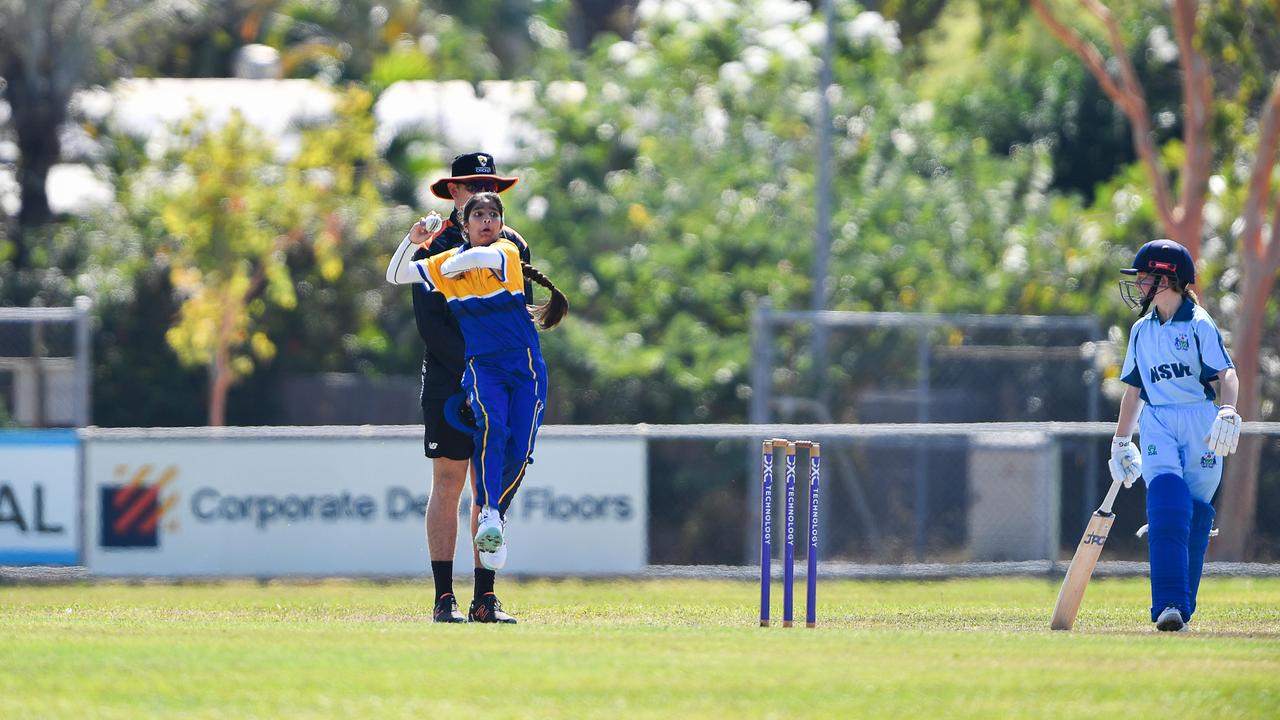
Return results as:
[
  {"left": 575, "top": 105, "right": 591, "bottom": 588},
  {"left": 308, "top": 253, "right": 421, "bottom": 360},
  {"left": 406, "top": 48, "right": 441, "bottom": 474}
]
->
[{"left": 100, "top": 465, "right": 179, "bottom": 548}]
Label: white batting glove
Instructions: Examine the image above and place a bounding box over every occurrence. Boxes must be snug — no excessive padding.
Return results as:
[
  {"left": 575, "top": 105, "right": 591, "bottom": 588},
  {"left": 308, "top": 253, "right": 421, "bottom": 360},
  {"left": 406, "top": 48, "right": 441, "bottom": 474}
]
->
[
  {"left": 1108, "top": 437, "right": 1142, "bottom": 488},
  {"left": 1205, "top": 404, "right": 1241, "bottom": 457}
]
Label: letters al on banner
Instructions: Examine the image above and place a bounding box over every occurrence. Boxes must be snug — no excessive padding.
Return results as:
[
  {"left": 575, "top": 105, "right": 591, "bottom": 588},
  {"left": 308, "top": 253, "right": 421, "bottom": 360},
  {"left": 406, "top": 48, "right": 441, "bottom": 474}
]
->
[
  {"left": 84, "top": 436, "right": 646, "bottom": 576},
  {"left": 0, "top": 430, "right": 80, "bottom": 565}
]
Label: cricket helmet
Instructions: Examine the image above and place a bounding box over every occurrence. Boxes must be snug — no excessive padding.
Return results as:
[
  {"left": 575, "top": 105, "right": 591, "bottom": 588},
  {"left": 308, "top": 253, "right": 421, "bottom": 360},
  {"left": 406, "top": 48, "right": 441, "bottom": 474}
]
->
[{"left": 1120, "top": 239, "right": 1195, "bottom": 286}]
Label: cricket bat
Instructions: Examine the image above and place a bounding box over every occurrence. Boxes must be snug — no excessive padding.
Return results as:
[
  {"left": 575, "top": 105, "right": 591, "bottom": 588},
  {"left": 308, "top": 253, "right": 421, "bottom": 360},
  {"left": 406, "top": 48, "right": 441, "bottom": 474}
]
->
[{"left": 1050, "top": 476, "right": 1126, "bottom": 631}]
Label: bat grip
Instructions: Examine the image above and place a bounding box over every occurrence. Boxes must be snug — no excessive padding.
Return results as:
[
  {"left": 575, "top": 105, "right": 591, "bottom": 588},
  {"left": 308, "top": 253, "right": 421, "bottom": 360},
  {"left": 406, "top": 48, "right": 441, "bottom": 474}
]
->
[{"left": 1097, "top": 476, "right": 1125, "bottom": 514}]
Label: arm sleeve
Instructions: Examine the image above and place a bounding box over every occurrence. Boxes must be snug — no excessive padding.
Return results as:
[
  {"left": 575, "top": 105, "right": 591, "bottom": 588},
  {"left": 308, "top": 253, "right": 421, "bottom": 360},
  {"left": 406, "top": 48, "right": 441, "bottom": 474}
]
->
[
  {"left": 386, "top": 233, "right": 436, "bottom": 288},
  {"left": 440, "top": 245, "right": 507, "bottom": 278},
  {"left": 1119, "top": 321, "right": 1144, "bottom": 388}
]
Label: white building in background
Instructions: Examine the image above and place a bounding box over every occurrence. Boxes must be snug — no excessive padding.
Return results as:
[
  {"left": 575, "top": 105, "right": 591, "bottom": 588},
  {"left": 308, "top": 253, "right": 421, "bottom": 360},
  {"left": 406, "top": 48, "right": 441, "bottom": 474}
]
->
[
  {"left": 0, "top": 77, "right": 584, "bottom": 216},
  {"left": 92, "top": 78, "right": 337, "bottom": 149},
  {"left": 373, "top": 79, "right": 585, "bottom": 158}
]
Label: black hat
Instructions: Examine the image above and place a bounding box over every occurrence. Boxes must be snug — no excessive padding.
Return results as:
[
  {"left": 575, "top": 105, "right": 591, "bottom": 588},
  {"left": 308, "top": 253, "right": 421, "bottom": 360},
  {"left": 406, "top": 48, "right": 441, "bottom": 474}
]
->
[
  {"left": 1121, "top": 239, "right": 1195, "bottom": 285},
  {"left": 429, "top": 152, "right": 518, "bottom": 199}
]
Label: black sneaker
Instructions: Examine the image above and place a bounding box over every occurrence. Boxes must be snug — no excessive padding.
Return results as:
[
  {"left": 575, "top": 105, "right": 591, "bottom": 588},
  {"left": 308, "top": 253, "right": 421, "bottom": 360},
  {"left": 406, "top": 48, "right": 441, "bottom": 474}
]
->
[
  {"left": 432, "top": 594, "right": 466, "bottom": 623},
  {"left": 469, "top": 593, "right": 518, "bottom": 624}
]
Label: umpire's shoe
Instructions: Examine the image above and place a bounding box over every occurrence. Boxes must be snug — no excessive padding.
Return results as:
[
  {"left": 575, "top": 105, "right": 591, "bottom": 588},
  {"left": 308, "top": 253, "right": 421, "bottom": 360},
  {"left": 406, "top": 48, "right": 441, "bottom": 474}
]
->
[
  {"left": 469, "top": 593, "right": 518, "bottom": 624},
  {"left": 433, "top": 593, "right": 467, "bottom": 623}
]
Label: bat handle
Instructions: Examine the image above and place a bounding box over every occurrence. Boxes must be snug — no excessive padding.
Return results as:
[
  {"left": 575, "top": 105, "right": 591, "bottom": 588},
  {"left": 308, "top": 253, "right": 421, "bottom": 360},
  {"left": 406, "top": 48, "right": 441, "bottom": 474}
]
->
[{"left": 1097, "top": 476, "right": 1125, "bottom": 514}]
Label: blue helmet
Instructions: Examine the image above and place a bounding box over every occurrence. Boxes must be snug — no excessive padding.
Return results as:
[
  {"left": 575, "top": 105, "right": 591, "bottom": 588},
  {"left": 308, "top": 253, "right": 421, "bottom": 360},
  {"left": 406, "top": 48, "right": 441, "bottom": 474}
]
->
[{"left": 1121, "top": 239, "right": 1195, "bottom": 285}]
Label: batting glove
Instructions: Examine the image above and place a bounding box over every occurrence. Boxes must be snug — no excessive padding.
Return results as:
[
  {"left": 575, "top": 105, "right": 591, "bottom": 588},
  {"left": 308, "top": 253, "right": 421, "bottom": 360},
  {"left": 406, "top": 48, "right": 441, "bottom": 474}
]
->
[
  {"left": 1205, "top": 404, "right": 1242, "bottom": 457},
  {"left": 1108, "top": 437, "right": 1142, "bottom": 488}
]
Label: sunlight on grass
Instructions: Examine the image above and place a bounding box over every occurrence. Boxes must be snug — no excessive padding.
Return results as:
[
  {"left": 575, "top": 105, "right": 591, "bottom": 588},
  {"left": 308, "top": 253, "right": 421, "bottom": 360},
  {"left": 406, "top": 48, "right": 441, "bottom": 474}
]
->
[{"left": 2, "top": 577, "right": 1278, "bottom": 719}]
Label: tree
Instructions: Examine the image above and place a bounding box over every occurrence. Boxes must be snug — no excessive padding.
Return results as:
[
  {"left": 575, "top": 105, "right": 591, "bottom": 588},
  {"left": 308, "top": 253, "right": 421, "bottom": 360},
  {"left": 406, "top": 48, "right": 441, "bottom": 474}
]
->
[
  {"left": 516, "top": 0, "right": 1110, "bottom": 424},
  {"left": 926, "top": 5, "right": 1186, "bottom": 199},
  {"left": 1032, "top": 0, "right": 1280, "bottom": 558},
  {"left": 153, "top": 88, "right": 388, "bottom": 425},
  {"left": 0, "top": 1, "right": 209, "bottom": 266}
]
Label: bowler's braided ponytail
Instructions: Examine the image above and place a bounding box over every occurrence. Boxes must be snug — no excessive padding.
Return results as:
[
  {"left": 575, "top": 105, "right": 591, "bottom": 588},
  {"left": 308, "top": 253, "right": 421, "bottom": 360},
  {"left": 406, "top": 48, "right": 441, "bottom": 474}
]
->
[{"left": 522, "top": 262, "right": 568, "bottom": 329}]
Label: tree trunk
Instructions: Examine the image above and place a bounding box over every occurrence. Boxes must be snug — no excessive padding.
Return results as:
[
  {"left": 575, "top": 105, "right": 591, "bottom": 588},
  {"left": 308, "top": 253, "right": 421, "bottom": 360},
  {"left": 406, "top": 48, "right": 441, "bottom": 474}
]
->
[
  {"left": 208, "top": 346, "right": 231, "bottom": 427},
  {"left": 8, "top": 118, "right": 58, "bottom": 276},
  {"left": 2, "top": 53, "right": 66, "bottom": 263},
  {"left": 1210, "top": 241, "right": 1276, "bottom": 559},
  {"left": 14, "top": 116, "right": 59, "bottom": 229},
  {"left": 1212, "top": 78, "right": 1280, "bottom": 559},
  {"left": 208, "top": 291, "right": 239, "bottom": 427}
]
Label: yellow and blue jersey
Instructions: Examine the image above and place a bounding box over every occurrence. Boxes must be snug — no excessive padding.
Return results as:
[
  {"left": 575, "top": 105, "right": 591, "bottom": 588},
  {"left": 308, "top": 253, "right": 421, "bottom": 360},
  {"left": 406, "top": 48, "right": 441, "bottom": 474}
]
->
[
  {"left": 386, "top": 230, "right": 550, "bottom": 515},
  {"left": 416, "top": 239, "right": 540, "bottom": 357}
]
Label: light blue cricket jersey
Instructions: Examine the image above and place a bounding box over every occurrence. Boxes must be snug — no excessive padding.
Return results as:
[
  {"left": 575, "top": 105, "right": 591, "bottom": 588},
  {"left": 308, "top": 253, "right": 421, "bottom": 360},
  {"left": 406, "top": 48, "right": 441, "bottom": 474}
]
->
[{"left": 1120, "top": 298, "right": 1233, "bottom": 405}]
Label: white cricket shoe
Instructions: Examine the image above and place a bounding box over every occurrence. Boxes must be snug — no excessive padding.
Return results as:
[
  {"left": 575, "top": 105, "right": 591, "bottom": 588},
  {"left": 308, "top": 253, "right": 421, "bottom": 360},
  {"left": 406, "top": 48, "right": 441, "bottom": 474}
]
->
[
  {"left": 1156, "top": 606, "right": 1186, "bottom": 632},
  {"left": 475, "top": 506, "right": 505, "bottom": 553},
  {"left": 479, "top": 542, "right": 507, "bottom": 571}
]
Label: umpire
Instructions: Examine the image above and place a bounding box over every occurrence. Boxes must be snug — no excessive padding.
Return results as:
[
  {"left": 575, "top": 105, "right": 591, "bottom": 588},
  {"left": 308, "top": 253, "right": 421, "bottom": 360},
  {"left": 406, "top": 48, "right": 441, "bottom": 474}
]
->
[{"left": 415, "top": 152, "right": 529, "bottom": 624}]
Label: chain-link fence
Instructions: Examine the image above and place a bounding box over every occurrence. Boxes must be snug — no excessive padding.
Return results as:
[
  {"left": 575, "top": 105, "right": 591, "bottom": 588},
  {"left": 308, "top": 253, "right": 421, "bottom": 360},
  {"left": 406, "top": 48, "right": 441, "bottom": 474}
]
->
[
  {"left": 0, "top": 299, "right": 93, "bottom": 427},
  {"left": 749, "top": 304, "right": 1107, "bottom": 426},
  {"left": 589, "top": 423, "right": 1280, "bottom": 566},
  {"left": 744, "top": 306, "right": 1115, "bottom": 562}
]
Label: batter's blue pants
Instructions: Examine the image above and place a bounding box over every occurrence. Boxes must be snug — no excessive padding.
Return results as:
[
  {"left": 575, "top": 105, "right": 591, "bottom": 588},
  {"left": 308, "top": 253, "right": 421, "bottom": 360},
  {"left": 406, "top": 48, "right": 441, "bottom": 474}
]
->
[{"left": 1147, "top": 473, "right": 1192, "bottom": 622}]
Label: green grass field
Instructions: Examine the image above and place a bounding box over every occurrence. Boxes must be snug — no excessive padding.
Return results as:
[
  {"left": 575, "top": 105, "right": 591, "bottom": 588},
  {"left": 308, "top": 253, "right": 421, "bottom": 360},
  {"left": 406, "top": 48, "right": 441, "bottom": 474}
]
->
[{"left": 3, "top": 577, "right": 1279, "bottom": 719}]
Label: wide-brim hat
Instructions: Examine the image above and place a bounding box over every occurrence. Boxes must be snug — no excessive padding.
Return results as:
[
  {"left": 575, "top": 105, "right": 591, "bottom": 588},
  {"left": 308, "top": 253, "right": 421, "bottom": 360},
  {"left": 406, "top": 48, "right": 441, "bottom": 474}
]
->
[{"left": 430, "top": 151, "right": 518, "bottom": 199}]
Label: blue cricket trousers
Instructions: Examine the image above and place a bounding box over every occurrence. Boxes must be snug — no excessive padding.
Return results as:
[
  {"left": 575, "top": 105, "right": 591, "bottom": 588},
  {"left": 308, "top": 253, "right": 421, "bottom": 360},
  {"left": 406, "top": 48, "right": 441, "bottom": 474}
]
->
[{"left": 463, "top": 347, "right": 548, "bottom": 516}]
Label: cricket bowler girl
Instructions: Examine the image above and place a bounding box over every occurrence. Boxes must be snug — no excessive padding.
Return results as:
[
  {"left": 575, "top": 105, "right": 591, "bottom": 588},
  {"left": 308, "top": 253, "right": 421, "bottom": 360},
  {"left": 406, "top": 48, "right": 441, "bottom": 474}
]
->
[
  {"left": 387, "top": 191, "right": 568, "bottom": 620},
  {"left": 1108, "top": 239, "right": 1240, "bottom": 632},
  {"left": 409, "top": 153, "right": 530, "bottom": 624}
]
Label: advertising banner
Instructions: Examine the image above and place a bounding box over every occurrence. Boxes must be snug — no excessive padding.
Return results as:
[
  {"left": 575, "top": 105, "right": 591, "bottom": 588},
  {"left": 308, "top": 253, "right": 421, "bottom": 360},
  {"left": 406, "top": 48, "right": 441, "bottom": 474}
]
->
[
  {"left": 84, "top": 434, "right": 645, "bottom": 576},
  {"left": 0, "top": 430, "right": 80, "bottom": 565}
]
